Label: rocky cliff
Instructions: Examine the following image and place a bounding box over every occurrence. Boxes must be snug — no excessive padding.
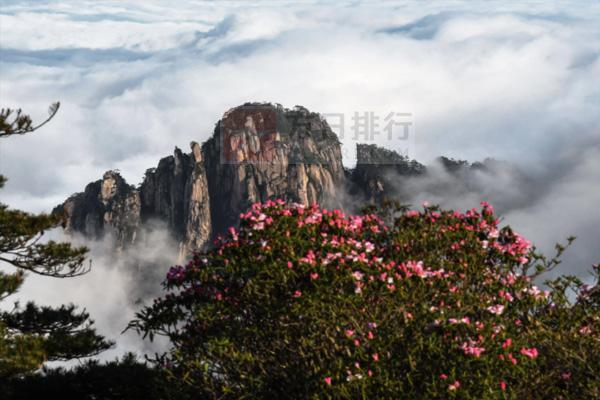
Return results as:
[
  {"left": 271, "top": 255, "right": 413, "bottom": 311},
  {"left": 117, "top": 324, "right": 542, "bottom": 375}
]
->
[
  {"left": 54, "top": 103, "right": 346, "bottom": 258},
  {"left": 57, "top": 171, "right": 141, "bottom": 250},
  {"left": 350, "top": 144, "right": 426, "bottom": 203}
]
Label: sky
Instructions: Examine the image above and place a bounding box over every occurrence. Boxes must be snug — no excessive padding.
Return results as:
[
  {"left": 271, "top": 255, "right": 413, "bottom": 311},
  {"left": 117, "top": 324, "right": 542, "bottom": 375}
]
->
[{"left": 1, "top": 0, "right": 599, "bottom": 361}]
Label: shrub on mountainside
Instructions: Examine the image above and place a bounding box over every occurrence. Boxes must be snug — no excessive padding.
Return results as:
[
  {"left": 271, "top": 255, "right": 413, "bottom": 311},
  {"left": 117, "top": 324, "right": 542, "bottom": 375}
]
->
[{"left": 132, "top": 200, "right": 599, "bottom": 399}]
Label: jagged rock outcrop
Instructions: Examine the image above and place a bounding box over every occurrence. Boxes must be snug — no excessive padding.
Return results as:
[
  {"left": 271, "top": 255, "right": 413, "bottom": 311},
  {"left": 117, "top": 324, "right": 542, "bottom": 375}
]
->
[
  {"left": 55, "top": 142, "right": 211, "bottom": 258},
  {"left": 182, "top": 142, "right": 211, "bottom": 255},
  {"left": 350, "top": 146, "right": 532, "bottom": 213},
  {"left": 351, "top": 143, "right": 425, "bottom": 203},
  {"left": 56, "top": 171, "right": 141, "bottom": 250},
  {"left": 202, "top": 104, "right": 345, "bottom": 234},
  {"left": 54, "top": 103, "right": 345, "bottom": 257}
]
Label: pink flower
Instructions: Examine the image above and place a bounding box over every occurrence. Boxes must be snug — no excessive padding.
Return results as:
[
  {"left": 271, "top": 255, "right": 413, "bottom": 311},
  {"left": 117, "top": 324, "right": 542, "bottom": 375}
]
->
[
  {"left": 481, "top": 201, "right": 494, "bottom": 214},
  {"left": 345, "top": 329, "right": 355, "bottom": 338},
  {"left": 293, "top": 290, "right": 302, "bottom": 298},
  {"left": 499, "top": 290, "right": 514, "bottom": 302},
  {"left": 448, "top": 317, "right": 471, "bottom": 325},
  {"left": 561, "top": 371, "right": 571, "bottom": 380},
  {"left": 579, "top": 325, "right": 591, "bottom": 335},
  {"left": 367, "top": 331, "right": 374, "bottom": 340},
  {"left": 500, "top": 380, "right": 507, "bottom": 391},
  {"left": 440, "top": 373, "right": 448, "bottom": 380},
  {"left": 354, "top": 283, "right": 363, "bottom": 294},
  {"left": 300, "top": 250, "right": 317, "bottom": 266},
  {"left": 487, "top": 304, "right": 505, "bottom": 315},
  {"left": 526, "top": 286, "right": 541, "bottom": 297},
  {"left": 520, "top": 347, "right": 538, "bottom": 359},
  {"left": 324, "top": 377, "right": 332, "bottom": 385},
  {"left": 310, "top": 272, "right": 319, "bottom": 280},
  {"left": 502, "top": 338, "right": 512, "bottom": 349},
  {"left": 372, "top": 353, "right": 379, "bottom": 361},
  {"left": 352, "top": 270, "right": 365, "bottom": 281},
  {"left": 406, "top": 260, "right": 425, "bottom": 277},
  {"left": 448, "top": 380, "right": 460, "bottom": 391},
  {"left": 287, "top": 261, "right": 293, "bottom": 269},
  {"left": 461, "top": 343, "right": 486, "bottom": 358}
]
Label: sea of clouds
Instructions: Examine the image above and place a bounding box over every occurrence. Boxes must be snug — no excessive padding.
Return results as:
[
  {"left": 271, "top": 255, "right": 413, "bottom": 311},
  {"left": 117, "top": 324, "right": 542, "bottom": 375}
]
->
[{"left": 1, "top": 0, "right": 599, "bottom": 361}]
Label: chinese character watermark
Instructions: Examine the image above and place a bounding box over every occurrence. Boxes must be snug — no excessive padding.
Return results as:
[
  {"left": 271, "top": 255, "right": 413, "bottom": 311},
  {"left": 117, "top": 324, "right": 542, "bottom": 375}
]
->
[
  {"left": 322, "top": 111, "right": 413, "bottom": 142},
  {"left": 219, "top": 105, "right": 415, "bottom": 165}
]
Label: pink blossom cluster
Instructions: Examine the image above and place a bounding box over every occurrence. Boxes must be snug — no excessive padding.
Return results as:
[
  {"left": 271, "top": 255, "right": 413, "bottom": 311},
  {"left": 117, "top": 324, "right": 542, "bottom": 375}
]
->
[{"left": 157, "top": 199, "right": 561, "bottom": 394}]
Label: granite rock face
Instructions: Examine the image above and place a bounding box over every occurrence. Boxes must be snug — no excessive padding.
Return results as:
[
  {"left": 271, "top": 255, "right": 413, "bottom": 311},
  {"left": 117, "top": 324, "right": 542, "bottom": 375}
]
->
[
  {"left": 351, "top": 143, "right": 425, "bottom": 203},
  {"left": 202, "top": 104, "right": 345, "bottom": 234},
  {"left": 54, "top": 103, "right": 346, "bottom": 257},
  {"left": 55, "top": 143, "right": 212, "bottom": 258},
  {"left": 56, "top": 171, "right": 141, "bottom": 250},
  {"left": 182, "top": 142, "right": 211, "bottom": 257}
]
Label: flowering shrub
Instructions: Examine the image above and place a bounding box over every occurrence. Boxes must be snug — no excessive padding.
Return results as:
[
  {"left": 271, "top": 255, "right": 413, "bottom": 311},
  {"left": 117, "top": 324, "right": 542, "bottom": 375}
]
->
[{"left": 132, "top": 200, "right": 599, "bottom": 399}]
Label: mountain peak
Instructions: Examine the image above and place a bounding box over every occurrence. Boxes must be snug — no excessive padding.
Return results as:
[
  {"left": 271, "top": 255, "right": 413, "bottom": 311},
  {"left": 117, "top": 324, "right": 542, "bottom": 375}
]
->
[{"left": 55, "top": 103, "right": 345, "bottom": 258}]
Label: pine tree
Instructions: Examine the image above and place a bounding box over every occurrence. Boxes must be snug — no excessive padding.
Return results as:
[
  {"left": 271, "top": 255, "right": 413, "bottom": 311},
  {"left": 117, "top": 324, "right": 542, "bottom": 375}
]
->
[{"left": 0, "top": 104, "right": 112, "bottom": 377}]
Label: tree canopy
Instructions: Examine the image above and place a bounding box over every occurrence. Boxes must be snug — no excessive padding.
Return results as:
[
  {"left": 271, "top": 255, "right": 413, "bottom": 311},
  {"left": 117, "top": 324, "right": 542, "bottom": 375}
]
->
[
  {"left": 0, "top": 104, "right": 112, "bottom": 377},
  {"left": 132, "top": 200, "right": 599, "bottom": 399}
]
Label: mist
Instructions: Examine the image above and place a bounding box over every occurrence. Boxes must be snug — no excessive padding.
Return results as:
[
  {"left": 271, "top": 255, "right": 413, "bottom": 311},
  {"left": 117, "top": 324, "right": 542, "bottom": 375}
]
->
[
  {"left": 0, "top": 222, "right": 177, "bottom": 363},
  {"left": 374, "top": 137, "right": 600, "bottom": 283}
]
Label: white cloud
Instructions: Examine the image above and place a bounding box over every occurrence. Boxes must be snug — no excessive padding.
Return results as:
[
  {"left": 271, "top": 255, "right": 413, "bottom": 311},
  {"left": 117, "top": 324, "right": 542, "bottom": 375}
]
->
[{"left": 2, "top": 2, "right": 598, "bottom": 187}]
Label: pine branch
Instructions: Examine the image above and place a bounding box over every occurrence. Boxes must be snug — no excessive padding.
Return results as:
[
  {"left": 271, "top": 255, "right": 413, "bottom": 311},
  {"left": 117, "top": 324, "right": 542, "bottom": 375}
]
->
[{"left": 0, "top": 102, "right": 60, "bottom": 137}]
